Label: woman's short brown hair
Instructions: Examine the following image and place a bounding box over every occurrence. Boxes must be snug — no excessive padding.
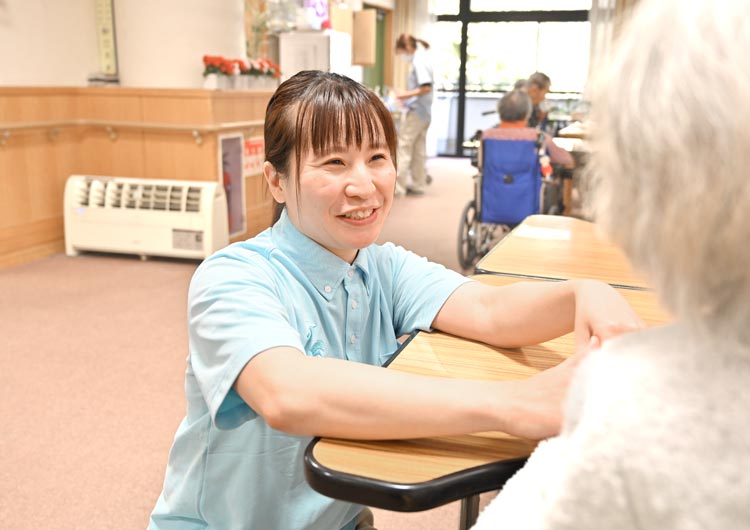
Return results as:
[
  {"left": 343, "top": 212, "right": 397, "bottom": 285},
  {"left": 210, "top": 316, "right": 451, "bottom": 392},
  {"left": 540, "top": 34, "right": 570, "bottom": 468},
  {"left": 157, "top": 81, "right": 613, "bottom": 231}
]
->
[{"left": 264, "top": 71, "right": 397, "bottom": 221}]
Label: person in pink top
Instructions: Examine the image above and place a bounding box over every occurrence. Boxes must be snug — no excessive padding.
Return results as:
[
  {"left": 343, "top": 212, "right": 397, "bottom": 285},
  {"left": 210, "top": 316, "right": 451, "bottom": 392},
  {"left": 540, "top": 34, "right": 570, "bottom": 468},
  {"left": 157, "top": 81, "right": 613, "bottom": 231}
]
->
[{"left": 482, "top": 89, "right": 574, "bottom": 169}]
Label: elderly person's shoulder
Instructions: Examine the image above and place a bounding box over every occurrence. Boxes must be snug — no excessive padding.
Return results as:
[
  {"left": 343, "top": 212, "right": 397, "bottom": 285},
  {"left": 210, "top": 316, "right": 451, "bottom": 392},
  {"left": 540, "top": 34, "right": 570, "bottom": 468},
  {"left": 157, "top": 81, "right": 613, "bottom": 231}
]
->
[{"left": 480, "top": 126, "right": 540, "bottom": 142}]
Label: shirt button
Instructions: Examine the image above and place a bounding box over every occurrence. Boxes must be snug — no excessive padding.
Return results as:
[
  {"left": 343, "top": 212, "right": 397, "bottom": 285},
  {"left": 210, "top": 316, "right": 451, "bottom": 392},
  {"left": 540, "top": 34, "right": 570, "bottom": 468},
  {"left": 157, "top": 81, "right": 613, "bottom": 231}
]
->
[
  {"left": 351, "top": 300, "right": 359, "bottom": 309},
  {"left": 350, "top": 334, "right": 356, "bottom": 344},
  {"left": 347, "top": 269, "right": 354, "bottom": 278},
  {"left": 324, "top": 285, "right": 332, "bottom": 293}
]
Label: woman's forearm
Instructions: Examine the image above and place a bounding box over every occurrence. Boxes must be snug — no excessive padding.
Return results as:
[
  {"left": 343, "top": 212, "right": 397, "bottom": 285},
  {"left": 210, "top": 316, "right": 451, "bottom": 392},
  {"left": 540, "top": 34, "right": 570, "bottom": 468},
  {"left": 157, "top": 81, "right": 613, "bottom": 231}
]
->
[{"left": 235, "top": 346, "right": 580, "bottom": 441}]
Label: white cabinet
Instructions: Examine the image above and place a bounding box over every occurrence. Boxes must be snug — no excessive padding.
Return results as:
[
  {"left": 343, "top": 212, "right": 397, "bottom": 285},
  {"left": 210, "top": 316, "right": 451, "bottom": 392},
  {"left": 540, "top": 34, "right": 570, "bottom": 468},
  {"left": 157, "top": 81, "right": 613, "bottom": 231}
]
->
[{"left": 279, "top": 30, "right": 359, "bottom": 83}]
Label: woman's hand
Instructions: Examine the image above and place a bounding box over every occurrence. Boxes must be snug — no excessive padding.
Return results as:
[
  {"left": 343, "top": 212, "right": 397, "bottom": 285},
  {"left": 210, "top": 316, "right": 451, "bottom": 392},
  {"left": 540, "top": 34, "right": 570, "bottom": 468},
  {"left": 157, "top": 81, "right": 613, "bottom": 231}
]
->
[
  {"left": 573, "top": 280, "right": 645, "bottom": 351},
  {"left": 498, "top": 336, "right": 599, "bottom": 440}
]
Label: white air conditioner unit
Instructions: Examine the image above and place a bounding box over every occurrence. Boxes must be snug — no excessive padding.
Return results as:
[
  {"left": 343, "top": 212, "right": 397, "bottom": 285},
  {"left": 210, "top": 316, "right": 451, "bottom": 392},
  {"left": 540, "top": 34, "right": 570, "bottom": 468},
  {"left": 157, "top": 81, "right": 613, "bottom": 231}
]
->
[{"left": 64, "top": 175, "right": 229, "bottom": 260}]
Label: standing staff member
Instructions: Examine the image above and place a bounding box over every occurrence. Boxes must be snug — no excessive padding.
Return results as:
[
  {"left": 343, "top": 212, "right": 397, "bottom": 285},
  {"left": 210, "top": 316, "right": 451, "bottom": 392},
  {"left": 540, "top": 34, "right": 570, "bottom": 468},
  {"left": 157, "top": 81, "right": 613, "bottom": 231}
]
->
[
  {"left": 394, "top": 33, "right": 433, "bottom": 196},
  {"left": 525, "top": 72, "right": 551, "bottom": 129}
]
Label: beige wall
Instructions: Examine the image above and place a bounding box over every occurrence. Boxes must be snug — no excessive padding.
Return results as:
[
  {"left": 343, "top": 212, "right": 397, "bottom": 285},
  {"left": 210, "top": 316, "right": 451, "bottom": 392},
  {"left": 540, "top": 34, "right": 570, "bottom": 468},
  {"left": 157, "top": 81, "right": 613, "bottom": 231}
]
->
[
  {"left": 0, "top": 0, "right": 98, "bottom": 86},
  {"left": 115, "top": 0, "right": 246, "bottom": 89},
  {"left": 0, "top": 0, "right": 246, "bottom": 89}
]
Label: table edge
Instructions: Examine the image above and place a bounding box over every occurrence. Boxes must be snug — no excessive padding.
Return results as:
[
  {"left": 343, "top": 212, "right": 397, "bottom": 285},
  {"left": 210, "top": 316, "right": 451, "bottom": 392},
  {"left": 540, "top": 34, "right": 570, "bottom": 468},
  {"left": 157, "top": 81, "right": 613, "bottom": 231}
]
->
[
  {"left": 473, "top": 269, "right": 648, "bottom": 291},
  {"left": 303, "top": 330, "right": 527, "bottom": 511},
  {"left": 303, "top": 442, "right": 527, "bottom": 512}
]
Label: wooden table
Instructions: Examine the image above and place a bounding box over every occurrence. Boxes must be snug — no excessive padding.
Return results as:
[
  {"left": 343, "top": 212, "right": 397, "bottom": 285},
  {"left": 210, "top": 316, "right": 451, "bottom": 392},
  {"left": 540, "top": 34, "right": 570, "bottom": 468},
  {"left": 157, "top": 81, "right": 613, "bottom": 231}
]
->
[
  {"left": 475, "top": 215, "right": 649, "bottom": 289},
  {"left": 305, "top": 275, "right": 670, "bottom": 528}
]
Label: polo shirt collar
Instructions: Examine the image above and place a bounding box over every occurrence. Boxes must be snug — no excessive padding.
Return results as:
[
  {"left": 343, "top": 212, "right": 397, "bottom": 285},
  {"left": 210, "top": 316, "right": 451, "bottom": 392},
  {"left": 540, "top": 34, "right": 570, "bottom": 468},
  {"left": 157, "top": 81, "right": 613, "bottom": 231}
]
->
[{"left": 272, "top": 209, "right": 371, "bottom": 300}]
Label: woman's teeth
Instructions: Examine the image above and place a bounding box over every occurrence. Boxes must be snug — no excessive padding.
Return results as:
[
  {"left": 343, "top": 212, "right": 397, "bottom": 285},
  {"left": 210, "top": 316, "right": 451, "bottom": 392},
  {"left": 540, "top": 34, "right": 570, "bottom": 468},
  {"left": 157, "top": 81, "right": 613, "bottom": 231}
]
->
[{"left": 343, "top": 209, "right": 373, "bottom": 220}]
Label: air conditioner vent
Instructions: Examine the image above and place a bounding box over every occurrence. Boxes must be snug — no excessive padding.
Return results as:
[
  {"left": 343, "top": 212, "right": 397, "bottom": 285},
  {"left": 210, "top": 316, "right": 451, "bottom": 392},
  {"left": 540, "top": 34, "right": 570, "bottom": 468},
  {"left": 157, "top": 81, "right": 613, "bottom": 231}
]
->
[
  {"left": 153, "top": 185, "right": 169, "bottom": 210},
  {"left": 73, "top": 178, "right": 92, "bottom": 206},
  {"left": 105, "top": 181, "right": 123, "bottom": 208},
  {"left": 65, "top": 175, "right": 229, "bottom": 260},
  {"left": 124, "top": 184, "right": 137, "bottom": 209},
  {"left": 186, "top": 187, "right": 202, "bottom": 212},
  {"left": 72, "top": 178, "right": 207, "bottom": 213},
  {"left": 140, "top": 185, "right": 155, "bottom": 209},
  {"left": 168, "top": 186, "right": 183, "bottom": 211},
  {"left": 91, "top": 180, "right": 107, "bottom": 207}
]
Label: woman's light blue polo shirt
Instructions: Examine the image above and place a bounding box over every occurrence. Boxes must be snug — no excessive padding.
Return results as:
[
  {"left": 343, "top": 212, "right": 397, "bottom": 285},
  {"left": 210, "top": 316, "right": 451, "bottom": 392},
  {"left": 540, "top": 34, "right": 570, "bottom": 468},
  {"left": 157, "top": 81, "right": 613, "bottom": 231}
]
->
[{"left": 149, "top": 210, "right": 470, "bottom": 530}]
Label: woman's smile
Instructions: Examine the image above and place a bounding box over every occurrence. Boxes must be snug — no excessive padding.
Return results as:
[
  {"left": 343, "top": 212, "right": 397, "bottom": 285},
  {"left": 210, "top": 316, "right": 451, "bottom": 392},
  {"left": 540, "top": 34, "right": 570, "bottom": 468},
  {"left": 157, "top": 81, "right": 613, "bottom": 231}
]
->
[{"left": 340, "top": 208, "right": 377, "bottom": 221}]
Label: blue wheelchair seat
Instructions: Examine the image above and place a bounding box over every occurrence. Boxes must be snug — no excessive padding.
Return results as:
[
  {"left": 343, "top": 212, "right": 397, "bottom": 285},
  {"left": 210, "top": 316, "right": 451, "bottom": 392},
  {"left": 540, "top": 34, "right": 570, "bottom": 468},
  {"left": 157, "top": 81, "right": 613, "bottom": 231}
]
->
[{"left": 480, "top": 138, "right": 542, "bottom": 226}]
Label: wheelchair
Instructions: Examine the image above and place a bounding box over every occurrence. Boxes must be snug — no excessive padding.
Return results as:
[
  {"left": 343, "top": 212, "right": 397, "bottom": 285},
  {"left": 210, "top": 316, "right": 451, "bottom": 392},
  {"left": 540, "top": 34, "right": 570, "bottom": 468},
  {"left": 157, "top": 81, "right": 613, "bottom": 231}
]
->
[{"left": 457, "top": 135, "right": 564, "bottom": 270}]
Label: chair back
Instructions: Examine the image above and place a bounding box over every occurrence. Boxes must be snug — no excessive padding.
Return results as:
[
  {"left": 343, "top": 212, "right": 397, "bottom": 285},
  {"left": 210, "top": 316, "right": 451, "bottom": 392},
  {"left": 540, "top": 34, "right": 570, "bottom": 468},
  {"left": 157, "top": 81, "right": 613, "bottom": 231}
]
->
[{"left": 480, "top": 138, "right": 542, "bottom": 225}]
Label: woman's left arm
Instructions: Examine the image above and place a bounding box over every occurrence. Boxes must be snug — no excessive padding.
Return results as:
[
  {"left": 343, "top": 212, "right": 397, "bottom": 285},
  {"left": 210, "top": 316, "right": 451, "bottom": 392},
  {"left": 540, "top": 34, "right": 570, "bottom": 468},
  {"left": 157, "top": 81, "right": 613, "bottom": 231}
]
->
[{"left": 432, "top": 279, "right": 644, "bottom": 350}]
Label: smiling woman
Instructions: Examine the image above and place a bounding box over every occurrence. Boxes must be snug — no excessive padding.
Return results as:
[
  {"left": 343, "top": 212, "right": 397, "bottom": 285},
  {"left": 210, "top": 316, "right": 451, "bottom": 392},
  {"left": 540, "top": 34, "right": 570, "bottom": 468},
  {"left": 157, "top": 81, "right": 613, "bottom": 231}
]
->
[
  {"left": 262, "top": 71, "right": 399, "bottom": 262},
  {"left": 148, "top": 70, "right": 644, "bottom": 530}
]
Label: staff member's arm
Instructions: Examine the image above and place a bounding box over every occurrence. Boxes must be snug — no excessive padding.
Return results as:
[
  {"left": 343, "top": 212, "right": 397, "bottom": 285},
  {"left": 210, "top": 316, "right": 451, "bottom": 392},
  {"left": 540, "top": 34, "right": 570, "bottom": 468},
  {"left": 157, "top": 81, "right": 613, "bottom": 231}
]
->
[
  {"left": 234, "top": 280, "right": 640, "bottom": 442},
  {"left": 396, "top": 84, "right": 432, "bottom": 100},
  {"left": 433, "top": 279, "right": 643, "bottom": 352}
]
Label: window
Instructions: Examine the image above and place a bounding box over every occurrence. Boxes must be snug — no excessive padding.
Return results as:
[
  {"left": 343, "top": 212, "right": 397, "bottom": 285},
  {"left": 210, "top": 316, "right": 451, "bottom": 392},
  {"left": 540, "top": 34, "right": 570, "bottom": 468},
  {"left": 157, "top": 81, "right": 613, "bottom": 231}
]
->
[
  {"left": 470, "top": 0, "right": 591, "bottom": 11},
  {"left": 430, "top": 2, "right": 591, "bottom": 155}
]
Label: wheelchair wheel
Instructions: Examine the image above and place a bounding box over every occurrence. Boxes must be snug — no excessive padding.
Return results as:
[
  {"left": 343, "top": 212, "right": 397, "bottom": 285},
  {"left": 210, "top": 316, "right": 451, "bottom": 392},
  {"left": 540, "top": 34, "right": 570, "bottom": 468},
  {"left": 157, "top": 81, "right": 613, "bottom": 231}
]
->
[{"left": 457, "top": 200, "right": 479, "bottom": 269}]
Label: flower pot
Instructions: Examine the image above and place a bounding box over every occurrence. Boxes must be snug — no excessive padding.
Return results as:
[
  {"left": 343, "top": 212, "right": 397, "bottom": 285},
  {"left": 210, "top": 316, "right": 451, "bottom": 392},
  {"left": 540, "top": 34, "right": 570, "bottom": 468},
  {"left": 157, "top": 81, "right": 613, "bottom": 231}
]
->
[
  {"left": 203, "top": 73, "right": 219, "bottom": 90},
  {"left": 245, "top": 76, "right": 262, "bottom": 90},
  {"left": 264, "top": 76, "right": 278, "bottom": 90}
]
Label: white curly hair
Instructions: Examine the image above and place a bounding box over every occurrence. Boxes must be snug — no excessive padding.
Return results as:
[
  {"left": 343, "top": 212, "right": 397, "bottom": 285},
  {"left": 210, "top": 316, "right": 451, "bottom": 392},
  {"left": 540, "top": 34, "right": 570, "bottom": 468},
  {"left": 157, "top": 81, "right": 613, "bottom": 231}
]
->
[{"left": 585, "top": 0, "right": 750, "bottom": 343}]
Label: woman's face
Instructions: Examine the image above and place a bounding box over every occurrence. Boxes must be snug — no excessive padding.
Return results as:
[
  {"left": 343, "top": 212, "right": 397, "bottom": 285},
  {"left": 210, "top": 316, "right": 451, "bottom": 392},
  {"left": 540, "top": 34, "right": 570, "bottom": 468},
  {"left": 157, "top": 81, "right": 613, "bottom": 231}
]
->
[
  {"left": 282, "top": 132, "right": 396, "bottom": 263},
  {"left": 396, "top": 43, "right": 416, "bottom": 60}
]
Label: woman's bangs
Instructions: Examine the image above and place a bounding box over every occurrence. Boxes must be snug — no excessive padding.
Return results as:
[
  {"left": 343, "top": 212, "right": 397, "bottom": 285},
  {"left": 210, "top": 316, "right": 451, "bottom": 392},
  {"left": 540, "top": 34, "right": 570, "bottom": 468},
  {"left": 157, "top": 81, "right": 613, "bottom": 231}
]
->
[{"left": 298, "top": 93, "right": 388, "bottom": 157}]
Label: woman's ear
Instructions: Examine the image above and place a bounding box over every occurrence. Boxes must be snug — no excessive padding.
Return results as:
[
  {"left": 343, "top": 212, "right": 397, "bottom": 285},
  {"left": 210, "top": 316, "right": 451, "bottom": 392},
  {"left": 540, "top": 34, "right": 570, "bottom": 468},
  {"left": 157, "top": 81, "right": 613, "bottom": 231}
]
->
[{"left": 263, "top": 161, "right": 286, "bottom": 204}]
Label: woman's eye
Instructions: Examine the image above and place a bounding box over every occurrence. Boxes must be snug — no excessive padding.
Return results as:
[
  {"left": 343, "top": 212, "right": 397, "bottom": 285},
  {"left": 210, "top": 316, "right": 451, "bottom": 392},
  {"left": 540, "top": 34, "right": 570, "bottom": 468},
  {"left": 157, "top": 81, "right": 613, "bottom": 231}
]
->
[
  {"left": 371, "top": 153, "right": 387, "bottom": 161},
  {"left": 326, "top": 159, "right": 344, "bottom": 166}
]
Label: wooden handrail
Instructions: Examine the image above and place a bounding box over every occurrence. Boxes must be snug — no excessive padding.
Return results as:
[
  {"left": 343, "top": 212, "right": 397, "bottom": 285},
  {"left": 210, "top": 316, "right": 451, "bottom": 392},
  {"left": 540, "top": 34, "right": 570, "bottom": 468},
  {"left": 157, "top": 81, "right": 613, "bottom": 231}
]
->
[
  {"left": 0, "top": 118, "right": 263, "bottom": 132},
  {"left": 0, "top": 119, "right": 264, "bottom": 146}
]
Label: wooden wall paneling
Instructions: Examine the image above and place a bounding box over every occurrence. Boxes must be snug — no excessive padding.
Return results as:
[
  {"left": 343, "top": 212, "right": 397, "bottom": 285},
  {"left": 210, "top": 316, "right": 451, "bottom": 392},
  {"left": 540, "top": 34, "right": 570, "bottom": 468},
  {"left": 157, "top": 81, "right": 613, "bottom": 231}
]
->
[
  {"left": 210, "top": 92, "right": 272, "bottom": 125},
  {"left": 35, "top": 93, "right": 78, "bottom": 121},
  {"left": 241, "top": 173, "right": 274, "bottom": 240},
  {"left": 0, "top": 216, "right": 63, "bottom": 254},
  {"left": 140, "top": 92, "right": 214, "bottom": 124},
  {"left": 0, "top": 88, "right": 273, "bottom": 268},
  {"left": 0, "top": 93, "right": 9, "bottom": 121},
  {"left": 76, "top": 92, "right": 143, "bottom": 122},
  {"left": 78, "top": 127, "right": 146, "bottom": 179},
  {"left": 77, "top": 91, "right": 146, "bottom": 179},
  {"left": 49, "top": 126, "right": 82, "bottom": 214},
  {"left": 0, "top": 91, "right": 78, "bottom": 264},
  {"left": 0, "top": 135, "right": 32, "bottom": 229},
  {"left": 141, "top": 92, "right": 217, "bottom": 181},
  {"left": 0, "top": 217, "right": 65, "bottom": 269},
  {"left": 1, "top": 91, "right": 77, "bottom": 122},
  {"left": 23, "top": 132, "right": 67, "bottom": 220},
  {"left": 143, "top": 132, "right": 217, "bottom": 181}
]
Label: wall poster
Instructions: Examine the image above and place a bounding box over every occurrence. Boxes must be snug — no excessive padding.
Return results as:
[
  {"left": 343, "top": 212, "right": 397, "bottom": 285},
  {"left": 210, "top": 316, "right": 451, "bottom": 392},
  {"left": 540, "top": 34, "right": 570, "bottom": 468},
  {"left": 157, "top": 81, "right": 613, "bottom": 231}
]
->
[
  {"left": 219, "top": 134, "right": 246, "bottom": 237},
  {"left": 243, "top": 136, "right": 265, "bottom": 178}
]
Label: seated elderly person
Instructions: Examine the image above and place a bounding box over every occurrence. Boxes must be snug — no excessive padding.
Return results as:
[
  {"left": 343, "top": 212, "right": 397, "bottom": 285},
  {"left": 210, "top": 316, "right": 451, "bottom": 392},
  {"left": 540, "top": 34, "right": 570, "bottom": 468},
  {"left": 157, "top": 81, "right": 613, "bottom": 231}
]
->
[
  {"left": 482, "top": 90, "right": 574, "bottom": 169},
  {"left": 473, "top": 0, "right": 750, "bottom": 528}
]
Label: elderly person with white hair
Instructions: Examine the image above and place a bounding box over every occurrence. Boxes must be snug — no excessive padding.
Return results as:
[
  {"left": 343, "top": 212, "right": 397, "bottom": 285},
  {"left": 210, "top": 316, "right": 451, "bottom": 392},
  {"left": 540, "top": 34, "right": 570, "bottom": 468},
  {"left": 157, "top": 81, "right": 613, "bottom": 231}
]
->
[{"left": 473, "top": 0, "right": 750, "bottom": 528}]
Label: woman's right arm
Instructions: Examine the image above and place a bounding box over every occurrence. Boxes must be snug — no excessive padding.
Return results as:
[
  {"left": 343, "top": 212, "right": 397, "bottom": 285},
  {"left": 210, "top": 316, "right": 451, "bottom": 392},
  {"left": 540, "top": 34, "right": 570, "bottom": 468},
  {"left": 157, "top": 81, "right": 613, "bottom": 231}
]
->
[{"left": 233, "top": 344, "right": 586, "bottom": 441}]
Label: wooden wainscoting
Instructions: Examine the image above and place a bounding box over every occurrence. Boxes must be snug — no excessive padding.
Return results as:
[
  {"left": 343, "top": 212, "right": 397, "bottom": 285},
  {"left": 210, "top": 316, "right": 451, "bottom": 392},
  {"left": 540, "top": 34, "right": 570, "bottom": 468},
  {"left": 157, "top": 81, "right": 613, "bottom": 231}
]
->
[{"left": 0, "top": 87, "right": 275, "bottom": 269}]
